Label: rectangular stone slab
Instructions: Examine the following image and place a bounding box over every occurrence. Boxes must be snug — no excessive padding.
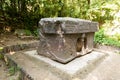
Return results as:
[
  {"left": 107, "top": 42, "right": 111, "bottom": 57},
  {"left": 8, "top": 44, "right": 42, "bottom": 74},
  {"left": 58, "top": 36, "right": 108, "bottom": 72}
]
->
[
  {"left": 25, "top": 50, "right": 107, "bottom": 79},
  {"left": 38, "top": 17, "right": 99, "bottom": 63},
  {"left": 39, "top": 17, "right": 99, "bottom": 34}
]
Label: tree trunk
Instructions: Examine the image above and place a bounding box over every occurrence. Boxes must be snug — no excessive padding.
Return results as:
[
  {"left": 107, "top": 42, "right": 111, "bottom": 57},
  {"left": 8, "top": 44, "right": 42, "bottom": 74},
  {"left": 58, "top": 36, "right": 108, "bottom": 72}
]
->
[{"left": 87, "top": 0, "right": 90, "bottom": 8}]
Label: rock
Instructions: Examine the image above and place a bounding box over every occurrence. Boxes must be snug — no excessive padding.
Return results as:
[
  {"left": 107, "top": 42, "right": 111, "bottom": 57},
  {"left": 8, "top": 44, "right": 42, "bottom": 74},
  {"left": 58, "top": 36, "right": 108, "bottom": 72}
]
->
[{"left": 37, "top": 17, "right": 99, "bottom": 63}]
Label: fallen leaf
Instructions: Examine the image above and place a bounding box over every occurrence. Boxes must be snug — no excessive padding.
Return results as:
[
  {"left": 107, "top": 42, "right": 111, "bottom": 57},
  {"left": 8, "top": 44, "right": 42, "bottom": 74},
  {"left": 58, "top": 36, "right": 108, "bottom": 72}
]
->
[{"left": 9, "top": 51, "right": 15, "bottom": 55}]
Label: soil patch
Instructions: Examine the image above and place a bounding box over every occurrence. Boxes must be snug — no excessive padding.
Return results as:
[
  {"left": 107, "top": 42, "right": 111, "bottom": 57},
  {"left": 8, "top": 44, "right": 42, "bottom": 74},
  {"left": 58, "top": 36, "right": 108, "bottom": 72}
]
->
[{"left": 0, "top": 33, "right": 38, "bottom": 47}]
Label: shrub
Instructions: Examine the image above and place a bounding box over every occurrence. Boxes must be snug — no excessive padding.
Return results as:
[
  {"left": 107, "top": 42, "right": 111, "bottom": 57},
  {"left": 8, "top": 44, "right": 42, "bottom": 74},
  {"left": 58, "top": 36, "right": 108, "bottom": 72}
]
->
[{"left": 94, "top": 29, "right": 120, "bottom": 47}]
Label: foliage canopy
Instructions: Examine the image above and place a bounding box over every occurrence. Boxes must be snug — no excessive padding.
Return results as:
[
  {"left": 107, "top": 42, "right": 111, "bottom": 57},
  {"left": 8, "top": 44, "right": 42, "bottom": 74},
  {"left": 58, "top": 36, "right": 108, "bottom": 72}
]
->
[
  {"left": 0, "top": 0, "right": 120, "bottom": 46},
  {"left": 1, "top": 0, "right": 119, "bottom": 30}
]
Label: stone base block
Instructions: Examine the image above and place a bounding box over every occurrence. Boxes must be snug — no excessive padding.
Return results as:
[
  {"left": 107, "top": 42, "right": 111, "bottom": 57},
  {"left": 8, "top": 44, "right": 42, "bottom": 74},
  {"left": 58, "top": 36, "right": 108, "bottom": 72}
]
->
[{"left": 25, "top": 50, "right": 107, "bottom": 79}]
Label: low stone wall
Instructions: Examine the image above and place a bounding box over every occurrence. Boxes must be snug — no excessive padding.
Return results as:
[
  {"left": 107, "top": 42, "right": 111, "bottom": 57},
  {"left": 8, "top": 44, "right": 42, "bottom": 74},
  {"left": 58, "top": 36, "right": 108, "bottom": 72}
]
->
[
  {"left": 0, "top": 41, "right": 39, "bottom": 80},
  {"left": 1, "top": 41, "right": 39, "bottom": 53},
  {"left": 3, "top": 54, "right": 34, "bottom": 80}
]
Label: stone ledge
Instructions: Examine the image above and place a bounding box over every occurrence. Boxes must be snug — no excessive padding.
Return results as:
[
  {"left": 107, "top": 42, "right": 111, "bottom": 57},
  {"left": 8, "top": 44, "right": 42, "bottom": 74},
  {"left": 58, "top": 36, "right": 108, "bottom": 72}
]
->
[
  {"left": 1, "top": 53, "right": 34, "bottom": 80},
  {"left": 39, "top": 17, "right": 98, "bottom": 34},
  {"left": 1, "top": 41, "right": 39, "bottom": 53},
  {"left": 25, "top": 50, "right": 108, "bottom": 79}
]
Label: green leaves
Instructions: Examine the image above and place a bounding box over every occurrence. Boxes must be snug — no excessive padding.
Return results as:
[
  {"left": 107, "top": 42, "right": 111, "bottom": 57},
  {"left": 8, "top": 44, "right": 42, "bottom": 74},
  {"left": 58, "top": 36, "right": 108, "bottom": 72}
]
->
[
  {"left": 94, "top": 29, "right": 106, "bottom": 44},
  {"left": 0, "top": 47, "right": 3, "bottom": 53},
  {"left": 0, "top": 47, "right": 3, "bottom": 50},
  {"left": 94, "top": 29, "right": 120, "bottom": 47}
]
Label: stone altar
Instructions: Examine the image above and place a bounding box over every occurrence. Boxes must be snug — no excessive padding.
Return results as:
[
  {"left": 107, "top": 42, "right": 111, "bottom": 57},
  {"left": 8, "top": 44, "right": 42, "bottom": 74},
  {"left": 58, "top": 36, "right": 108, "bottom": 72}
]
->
[{"left": 37, "top": 17, "right": 98, "bottom": 63}]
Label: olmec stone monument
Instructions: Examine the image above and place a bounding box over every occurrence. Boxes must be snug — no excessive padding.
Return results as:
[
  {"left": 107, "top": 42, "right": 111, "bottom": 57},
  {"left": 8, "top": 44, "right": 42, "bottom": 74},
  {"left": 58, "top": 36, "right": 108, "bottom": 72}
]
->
[{"left": 37, "top": 17, "right": 98, "bottom": 63}]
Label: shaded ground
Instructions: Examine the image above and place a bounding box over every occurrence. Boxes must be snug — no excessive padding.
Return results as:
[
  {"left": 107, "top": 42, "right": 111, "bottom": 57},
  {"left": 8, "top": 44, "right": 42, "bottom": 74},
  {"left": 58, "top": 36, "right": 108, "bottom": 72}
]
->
[{"left": 0, "top": 33, "right": 38, "bottom": 47}]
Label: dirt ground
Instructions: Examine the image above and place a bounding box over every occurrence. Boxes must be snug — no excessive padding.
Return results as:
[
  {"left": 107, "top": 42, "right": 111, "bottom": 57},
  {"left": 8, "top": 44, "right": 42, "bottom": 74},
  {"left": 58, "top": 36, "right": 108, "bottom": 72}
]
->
[
  {"left": 0, "top": 33, "right": 38, "bottom": 47},
  {"left": 0, "top": 33, "right": 38, "bottom": 80}
]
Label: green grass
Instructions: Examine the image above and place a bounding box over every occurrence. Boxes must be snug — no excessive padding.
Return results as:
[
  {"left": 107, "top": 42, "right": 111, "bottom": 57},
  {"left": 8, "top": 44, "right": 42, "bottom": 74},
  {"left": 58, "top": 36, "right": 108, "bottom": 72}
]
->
[{"left": 94, "top": 29, "right": 120, "bottom": 47}]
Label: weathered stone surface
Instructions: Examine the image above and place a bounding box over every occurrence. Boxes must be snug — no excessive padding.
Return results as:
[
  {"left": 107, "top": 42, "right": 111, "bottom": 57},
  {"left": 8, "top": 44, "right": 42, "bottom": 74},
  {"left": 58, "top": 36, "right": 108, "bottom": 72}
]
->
[
  {"left": 25, "top": 50, "right": 107, "bottom": 79},
  {"left": 39, "top": 17, "right": 98, "bottom": 34},
  {"left": 37, "top": 17, "right": 98, "bottom": 63}
]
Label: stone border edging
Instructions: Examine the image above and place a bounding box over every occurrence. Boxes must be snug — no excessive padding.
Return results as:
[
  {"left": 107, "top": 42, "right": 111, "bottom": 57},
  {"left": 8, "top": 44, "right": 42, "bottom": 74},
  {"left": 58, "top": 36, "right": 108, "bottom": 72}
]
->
[
  {"left": 3, "top": 53, "right": 34, "bottom": 80},
  {"left": 0, "top": 41, "right": 39, "bottom": 80},
  {"left": 1, "top": 41, "right": 39, "bottom": 53}
]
